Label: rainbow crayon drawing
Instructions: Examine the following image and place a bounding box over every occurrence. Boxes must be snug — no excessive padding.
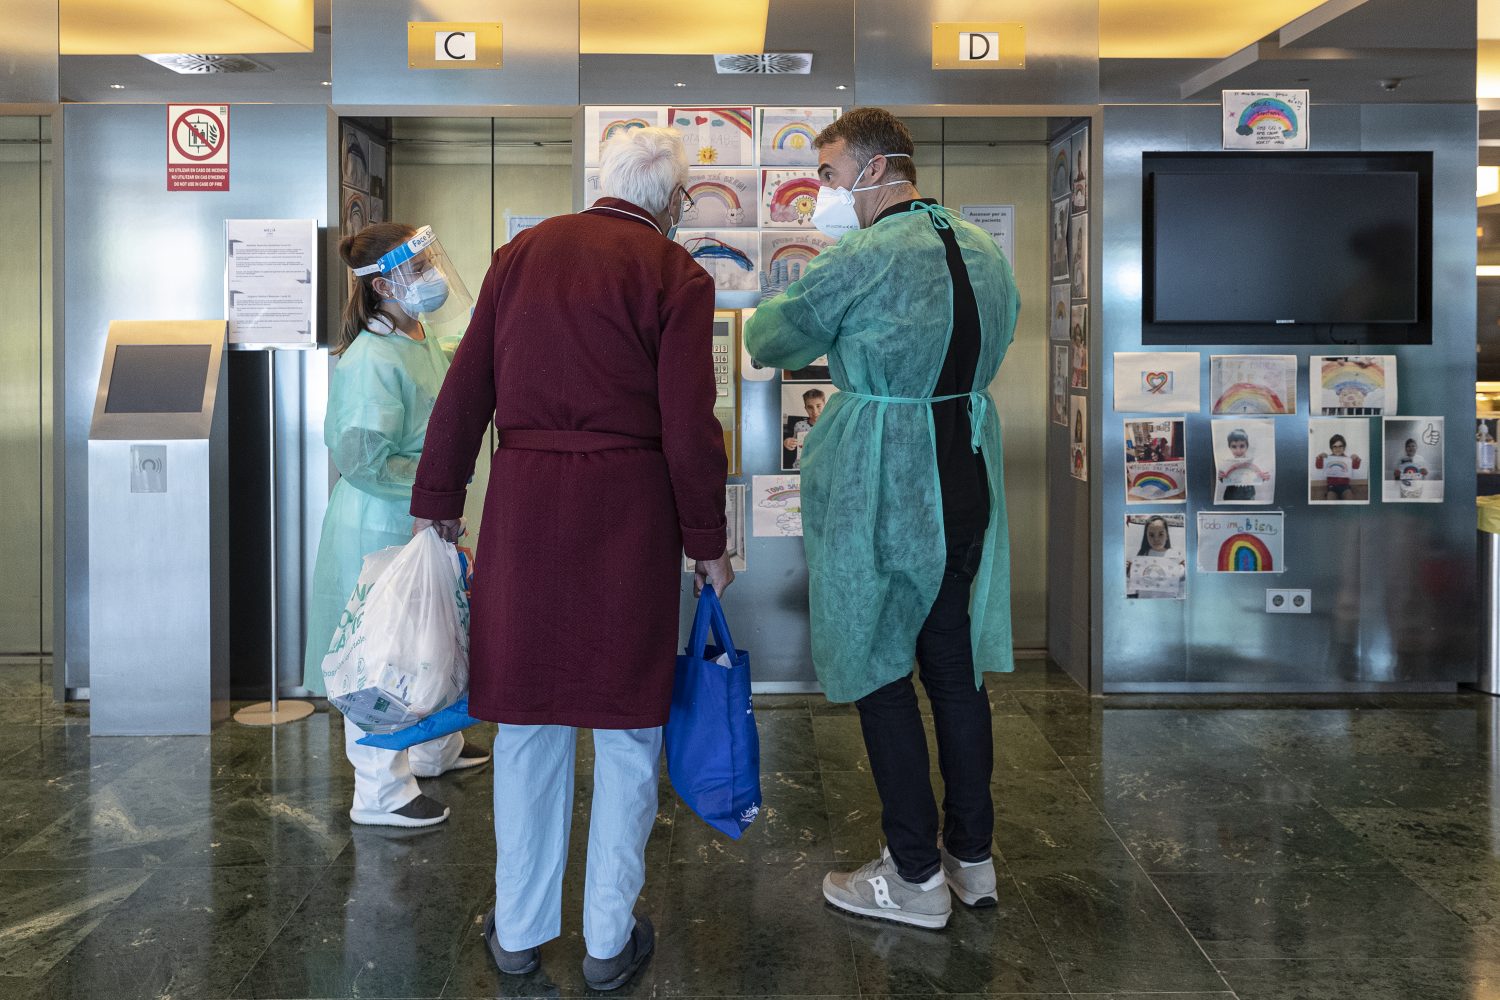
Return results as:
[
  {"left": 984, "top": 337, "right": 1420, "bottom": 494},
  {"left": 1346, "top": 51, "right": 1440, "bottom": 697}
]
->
[
  {"left": 1235, "top": 98, "right": 1299, "bottom": 139},
  {"left": 1217, "top": 532, "right": 1274, "bottom": 572}
]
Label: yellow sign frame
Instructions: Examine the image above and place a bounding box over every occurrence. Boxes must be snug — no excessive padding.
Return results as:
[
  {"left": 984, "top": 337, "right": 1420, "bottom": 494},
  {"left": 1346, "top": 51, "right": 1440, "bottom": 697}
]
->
[
  {"left": 407, "top": 22, "right": 502, "bottom": 69},
  {"left": 931, "top": 22, "right": 1025, "bottom": 70}
]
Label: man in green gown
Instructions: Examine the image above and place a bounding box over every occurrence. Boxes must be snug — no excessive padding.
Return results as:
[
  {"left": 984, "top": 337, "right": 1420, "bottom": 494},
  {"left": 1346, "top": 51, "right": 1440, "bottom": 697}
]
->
[{"left": 745, "top": 107, "right": 1019, "bottom": 930}]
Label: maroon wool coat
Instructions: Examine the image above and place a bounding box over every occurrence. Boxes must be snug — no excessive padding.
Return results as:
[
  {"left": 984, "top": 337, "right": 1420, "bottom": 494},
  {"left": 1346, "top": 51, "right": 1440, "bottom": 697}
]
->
[{"left": 411, "top": 198, "right": 728, "bottom": 729}]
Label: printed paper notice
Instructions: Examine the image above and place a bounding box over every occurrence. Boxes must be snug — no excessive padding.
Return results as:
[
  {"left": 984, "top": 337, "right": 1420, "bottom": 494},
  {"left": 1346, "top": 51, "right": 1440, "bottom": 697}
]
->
[
  {"left": 959, "top": 205, "right": 1015, "bottom": 267},
  {"left": 225, "top": 219, "right": 316, "bottom": 346}
]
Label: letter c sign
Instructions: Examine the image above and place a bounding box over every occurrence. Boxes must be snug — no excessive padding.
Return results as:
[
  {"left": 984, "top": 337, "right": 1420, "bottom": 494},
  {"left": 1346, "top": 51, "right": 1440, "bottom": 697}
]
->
[
  {"left": 959, "top": 32, "right": 1000, "bottom": 61},
  {"left": 436, "top": 31, "right": 477, "bottom": 61}
]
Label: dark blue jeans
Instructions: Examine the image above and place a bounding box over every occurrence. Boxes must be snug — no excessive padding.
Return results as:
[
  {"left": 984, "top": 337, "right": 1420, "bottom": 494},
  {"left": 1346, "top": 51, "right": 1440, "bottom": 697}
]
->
[{"left": 855, "top": 532, "right": 994, "bottom": 883}]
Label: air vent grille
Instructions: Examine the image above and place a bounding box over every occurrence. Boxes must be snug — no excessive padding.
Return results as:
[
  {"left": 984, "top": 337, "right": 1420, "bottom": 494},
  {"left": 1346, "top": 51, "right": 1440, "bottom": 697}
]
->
[
  {"left": 714, "top": 53, "right": 812, "bottom": 75},
  {"left": 140, "top": 53, "right": 273, "bottom": 74}
]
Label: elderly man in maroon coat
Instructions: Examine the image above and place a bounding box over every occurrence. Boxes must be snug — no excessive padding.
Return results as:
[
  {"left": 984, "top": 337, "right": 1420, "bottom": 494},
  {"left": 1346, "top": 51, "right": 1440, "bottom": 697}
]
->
[{"left": 410, "top": 127, "right": 734, "bottom": 990}]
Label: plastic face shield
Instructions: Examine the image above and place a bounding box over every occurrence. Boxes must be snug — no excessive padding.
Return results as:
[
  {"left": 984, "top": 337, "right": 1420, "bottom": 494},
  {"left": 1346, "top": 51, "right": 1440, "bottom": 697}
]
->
[{"left": 352, "top": 226, "right": 474, "bottom": 333}]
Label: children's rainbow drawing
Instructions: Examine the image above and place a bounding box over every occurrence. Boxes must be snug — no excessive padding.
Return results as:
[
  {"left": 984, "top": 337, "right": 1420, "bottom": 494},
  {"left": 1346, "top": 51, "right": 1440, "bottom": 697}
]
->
[
  {"left": 767, "top": 176, "right": 820, "bottom": 225},
  {"left": 1321, "top": 359, "right": 1383, "bottom": 403},
  {"left": 1214, "top": 381, "right": 1288, "bottom": 414},
  {"left": 769, "top": 242, "right": 820, "bottom": 270},
  {"left": 601, "top": 118, "right": 651, "bottom": 142},
  {"left": 771, "top": 122, "right": 817, "bottom": 152},
  {"left": 683, "top": 235, "right": 754, "bottom": 272},
  {"left": 760, "top": 482, "right": 801, "bottom": 507},
  {"left": 1235, "top": 98, "right": 1299, "bottom": 138},
  {"left": 687, "top": 179, "right": 743, "bottom": 212},
  {"left": 1217, "top": 532, "right": 1275, "bottom": 572},
  {"left": 1128, "top": 470, "right": 1180, "bottom": 498}
]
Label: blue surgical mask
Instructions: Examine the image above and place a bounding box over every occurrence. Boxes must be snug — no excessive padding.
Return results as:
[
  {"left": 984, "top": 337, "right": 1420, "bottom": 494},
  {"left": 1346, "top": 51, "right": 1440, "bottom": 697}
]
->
[{"left": 396, "top": 269, "right": 450, "bottom": 316}]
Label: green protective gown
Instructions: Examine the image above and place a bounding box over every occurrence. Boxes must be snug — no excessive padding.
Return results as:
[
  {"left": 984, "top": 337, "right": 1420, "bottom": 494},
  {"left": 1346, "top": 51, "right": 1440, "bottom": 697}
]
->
[
  {"left": 744, "top": 204, "right": 1020, "bottom": 704},
  {"left": 302, "top": 328, "right": 453, "bottom": 694}
]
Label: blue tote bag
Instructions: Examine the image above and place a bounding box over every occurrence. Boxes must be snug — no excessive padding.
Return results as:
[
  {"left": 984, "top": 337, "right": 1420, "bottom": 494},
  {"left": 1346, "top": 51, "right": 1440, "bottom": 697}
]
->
[{"left": 665, "top": 586, "right": 762, "bottom": 839}]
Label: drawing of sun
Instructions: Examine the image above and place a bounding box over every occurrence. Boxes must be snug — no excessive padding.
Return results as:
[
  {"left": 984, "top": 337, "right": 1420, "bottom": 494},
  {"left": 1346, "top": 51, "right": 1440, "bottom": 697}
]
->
[{"left": 698, "top": 146, "right": 719, "bottom": 164}]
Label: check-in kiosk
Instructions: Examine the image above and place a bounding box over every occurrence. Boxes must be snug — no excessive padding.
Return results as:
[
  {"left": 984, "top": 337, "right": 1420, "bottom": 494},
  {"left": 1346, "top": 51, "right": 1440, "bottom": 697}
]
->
[{"left": 88, "top": 321, "right": 229, "bottom": 735}]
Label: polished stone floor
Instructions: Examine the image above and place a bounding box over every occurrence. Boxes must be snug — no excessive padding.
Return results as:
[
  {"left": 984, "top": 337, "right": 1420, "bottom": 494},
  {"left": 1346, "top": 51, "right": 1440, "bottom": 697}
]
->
[{"left": 6, "top": 656, "right": 1500, "bottom": 998}]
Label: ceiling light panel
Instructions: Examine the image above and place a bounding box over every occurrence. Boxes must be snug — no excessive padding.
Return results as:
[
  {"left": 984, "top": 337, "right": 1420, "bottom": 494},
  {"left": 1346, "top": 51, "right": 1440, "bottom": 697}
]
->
[
  {"left": 580, "top": 0, "right": 769, "bottom": 55},
  {"left": 61, "top": 0, "right": 314, "bottom": 55},
  {"left": 1101, "top": 0, "right": 1331, "bottom": 59}
]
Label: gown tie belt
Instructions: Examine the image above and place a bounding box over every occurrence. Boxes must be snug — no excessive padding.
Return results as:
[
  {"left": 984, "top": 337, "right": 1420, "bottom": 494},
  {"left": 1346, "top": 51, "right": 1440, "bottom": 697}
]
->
[
  {"left": 838, "top": 389, "right": 991, "bottom": 453},
  {"left": 496, "top": 429, "right": 662, "bottom": 453}
]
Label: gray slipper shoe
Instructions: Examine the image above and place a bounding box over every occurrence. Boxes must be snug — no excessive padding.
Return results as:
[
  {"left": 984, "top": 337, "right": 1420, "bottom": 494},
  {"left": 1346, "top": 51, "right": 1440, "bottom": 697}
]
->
[
  {"left": 581, "top": 914, "right": 654, "bottom": 991},
  {"left": 482, "top": 907, "right": 540, "bottom": 976}
]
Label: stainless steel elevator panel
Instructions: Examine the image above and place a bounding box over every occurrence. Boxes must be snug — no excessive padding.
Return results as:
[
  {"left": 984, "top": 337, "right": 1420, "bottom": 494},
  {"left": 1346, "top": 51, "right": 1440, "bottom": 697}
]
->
[
  {"left": 0, "top": 117, "right": 48, "bottom": 654},
  {"left": 87, "top": 321, "right": 229, "bottom": 735},
  {"left": 1095, "top": 103, "right": 1478, "bottom": 691},
  {"left": 62, "top": 104, "right": 330, "bottom": 692}
]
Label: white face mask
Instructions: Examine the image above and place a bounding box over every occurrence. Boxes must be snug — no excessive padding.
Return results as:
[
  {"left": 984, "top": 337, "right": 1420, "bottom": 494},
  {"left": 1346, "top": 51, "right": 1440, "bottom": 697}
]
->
[{"left": 811, "top": 153, "right": 912, "bottom": 240}]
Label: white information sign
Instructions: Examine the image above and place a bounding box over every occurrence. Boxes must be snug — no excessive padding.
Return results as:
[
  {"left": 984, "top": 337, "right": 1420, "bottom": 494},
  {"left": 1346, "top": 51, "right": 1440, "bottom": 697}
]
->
[
  {"left": 959, "top": 204, "right": 1015, "bottom": 267},
  {"left": 225, "top": 219, "right": 317, "bottom": 347},
  {"left": 1222, "top": 90, "right": 1309, "bottom": 150}
]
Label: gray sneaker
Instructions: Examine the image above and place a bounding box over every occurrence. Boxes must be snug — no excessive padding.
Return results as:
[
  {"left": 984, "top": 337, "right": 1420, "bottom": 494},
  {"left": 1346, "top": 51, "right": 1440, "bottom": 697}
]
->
[
  {"left": 822, "top": 848, "right": 952, "bottom": 929},
  {"left": 940, "top": 842, "right": 998, "bottom": 908}
]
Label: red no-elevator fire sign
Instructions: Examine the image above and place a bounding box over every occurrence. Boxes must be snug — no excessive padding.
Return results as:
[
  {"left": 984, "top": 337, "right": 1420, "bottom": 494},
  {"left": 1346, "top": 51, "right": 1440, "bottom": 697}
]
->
[{"left": 167, "top": 104, "right": 230, "bottom": 191}]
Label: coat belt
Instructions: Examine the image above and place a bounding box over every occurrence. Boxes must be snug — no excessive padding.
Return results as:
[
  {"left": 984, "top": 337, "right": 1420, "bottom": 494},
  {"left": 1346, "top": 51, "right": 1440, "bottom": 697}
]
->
[{"left": 495, "top": 429, "right": 662, "bottom": 453}]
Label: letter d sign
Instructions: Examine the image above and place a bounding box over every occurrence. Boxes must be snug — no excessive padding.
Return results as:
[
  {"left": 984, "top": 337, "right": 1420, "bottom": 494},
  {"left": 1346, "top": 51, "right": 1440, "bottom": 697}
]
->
[{"left": 960, "top": 32, "right": 1000, "bottom": 61}]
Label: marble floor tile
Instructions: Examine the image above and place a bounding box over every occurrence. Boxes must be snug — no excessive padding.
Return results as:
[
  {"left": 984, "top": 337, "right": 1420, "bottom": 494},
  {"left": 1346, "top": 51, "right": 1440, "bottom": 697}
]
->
[
  {"left": 652, "top": 862, "right": 861, "bottom": 996},
  {"left": 4, "top": 725, "right": 165, "bottom": 785},
  {"left": 0, "top": 775, "right": 101, "bottom": 861},
  {"left": 1267, "top": 751, "right": 1483, "bottom": 810},
  {"left": 670, "top": 771, "right": 831, "bottom": 864},
  {"left": 992, "top": 713, "right": 1068, "bottom": 772},
  {"left": 1216, "top": 956, "right": 1500, "bottom": 1000},
  {"left": 1213, "top": 707, "right": 1454, "bottom": 759},
  {"left": 848, "top": 870, "right": 1067, "bottom": 995},
  {"left": 992, "top": 770, "right": 1132, "bottom": 865},
  {"left": 753, "top": 709, "right": 820, "bottom": 773},
  {"left": 822, "top": 769, "right": 886, "bottom": 863},
  {"left": 28, "top": 865, "right": 322, "bottom": 1000},
  {"left": 1151, "top": 870, "right": 1476, "bottom": 960},
  {"left": 1105, "top": 800, "right": 1398, "bottom": 874},
  {"left": 233, "top": 862, "right": 490, "bottom": 999},
  {"left": 1008, "top": 861, "right": 1228, "bottom": 995},
  {"left": 0, "top": 774, "right": 351, "bottom": 870},
  {"left": 0, "top": 868, "right": 150, "bottom": 980},
  {"left": 1063, "top": 753, "right": 1314, "bottom": 810}
]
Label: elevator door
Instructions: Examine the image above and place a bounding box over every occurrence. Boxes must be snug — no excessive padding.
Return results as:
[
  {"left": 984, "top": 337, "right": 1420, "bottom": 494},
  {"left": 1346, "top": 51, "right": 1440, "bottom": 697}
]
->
[
  {"left": 0, "top": 117, "right": 51, "bottom": 655},
  {"left": 384, "top": 117, "right": 574, "bottom": 544},
  {"left": 911, "top": 117, "right": 1050, "bottom": 649}
]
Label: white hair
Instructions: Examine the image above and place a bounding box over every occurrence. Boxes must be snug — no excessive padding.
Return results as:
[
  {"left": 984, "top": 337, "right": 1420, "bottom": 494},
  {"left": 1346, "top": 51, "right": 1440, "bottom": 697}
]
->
[{"left": 598, "top": 126, "right": 689, "bottom": 217}]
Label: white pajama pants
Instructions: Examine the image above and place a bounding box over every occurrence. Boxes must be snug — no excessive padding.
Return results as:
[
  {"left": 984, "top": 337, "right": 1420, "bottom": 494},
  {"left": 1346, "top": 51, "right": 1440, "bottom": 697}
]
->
[
  {"left": 343, "top": 716, "right": 465, "bottom": 815},
  {"left": 492, "top": 724, "right": 663, "bottom": 960}
]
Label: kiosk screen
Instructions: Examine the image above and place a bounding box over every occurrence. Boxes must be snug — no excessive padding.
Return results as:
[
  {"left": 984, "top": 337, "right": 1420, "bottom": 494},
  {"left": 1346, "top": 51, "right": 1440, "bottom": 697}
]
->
[{"left": 105, "top": 344, "right": 213, "bottom": 414}]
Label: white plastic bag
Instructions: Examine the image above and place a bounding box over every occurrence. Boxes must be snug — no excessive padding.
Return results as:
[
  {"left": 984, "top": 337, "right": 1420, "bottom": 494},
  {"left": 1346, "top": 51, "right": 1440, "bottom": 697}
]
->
[{"left": 322, "top": 528, "right": 470, "bottom": 733}]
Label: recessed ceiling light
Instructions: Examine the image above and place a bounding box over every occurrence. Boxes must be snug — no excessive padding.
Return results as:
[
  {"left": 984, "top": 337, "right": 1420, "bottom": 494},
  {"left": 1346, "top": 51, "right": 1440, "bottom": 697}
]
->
[
  {"left": 108, "top": 83, "right": 125, "bottom": 89},
  {"left": 835, "top": 84, "right": 848, "bottom": 91},
  {"left": 673, "top": 81, "right": 687, "bottom": 87},
  {"left": 321, "top": 80, "right": 332, "bottom": 86}
]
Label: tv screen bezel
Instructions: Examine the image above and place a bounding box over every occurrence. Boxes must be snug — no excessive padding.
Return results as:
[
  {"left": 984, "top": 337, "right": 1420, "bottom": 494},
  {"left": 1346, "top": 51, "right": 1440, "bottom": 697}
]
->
[{"left": 1141, "top": 150, "right": 1433, "bottom": 346}]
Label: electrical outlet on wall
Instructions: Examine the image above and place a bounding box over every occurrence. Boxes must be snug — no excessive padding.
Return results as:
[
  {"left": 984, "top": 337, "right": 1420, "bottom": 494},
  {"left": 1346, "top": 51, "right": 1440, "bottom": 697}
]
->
[{"left": 1265, "top": 589, "right": 1311, "bottom": 614}]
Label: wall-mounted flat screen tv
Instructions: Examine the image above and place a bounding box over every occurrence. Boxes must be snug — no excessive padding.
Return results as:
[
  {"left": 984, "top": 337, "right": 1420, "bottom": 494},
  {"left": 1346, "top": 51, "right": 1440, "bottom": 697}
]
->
[{"left": 1142, "top": 152, "right": 1432, "bottom": 344}]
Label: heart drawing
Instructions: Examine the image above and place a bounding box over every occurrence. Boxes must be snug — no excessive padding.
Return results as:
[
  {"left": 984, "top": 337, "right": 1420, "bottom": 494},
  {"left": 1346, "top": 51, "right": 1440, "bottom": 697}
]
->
[
  {"left": 695, "top": 115, "right": 709, "bottom": 125},
  {"left": 1144, "top": 371, "right": 1171, "bottom": 394}
]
